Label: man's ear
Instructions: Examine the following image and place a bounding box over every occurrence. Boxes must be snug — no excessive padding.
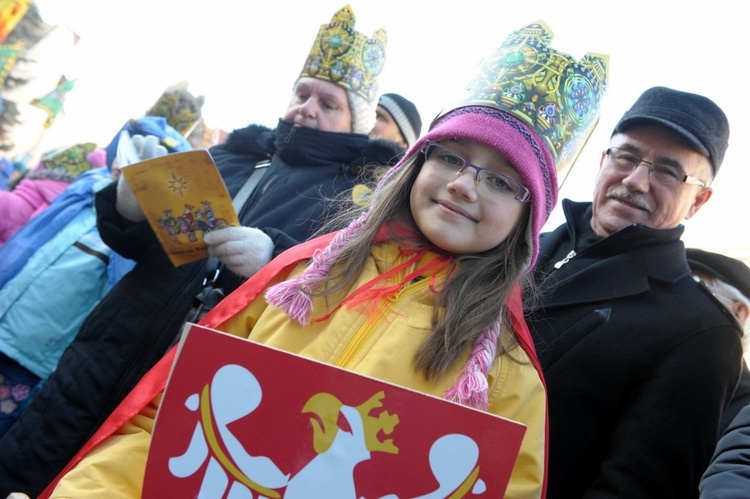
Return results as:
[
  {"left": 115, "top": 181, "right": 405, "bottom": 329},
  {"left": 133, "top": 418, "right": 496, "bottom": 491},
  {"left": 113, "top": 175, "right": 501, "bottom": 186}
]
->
[
  {"left": 684, "top": 187, "right": 713, "bottom": 220},
  {"left": 733, "top": 300, "right": 750, "bottom": 329},
  {"left": 599, "top": 150, "right": 607, "bottom": 169}
]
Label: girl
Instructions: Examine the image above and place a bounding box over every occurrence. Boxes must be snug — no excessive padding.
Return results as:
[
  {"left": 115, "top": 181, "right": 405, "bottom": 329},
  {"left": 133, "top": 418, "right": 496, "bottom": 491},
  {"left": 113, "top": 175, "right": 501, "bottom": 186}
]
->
[{"left": 48, "top": 104, "right": 558, "bottom": 498}]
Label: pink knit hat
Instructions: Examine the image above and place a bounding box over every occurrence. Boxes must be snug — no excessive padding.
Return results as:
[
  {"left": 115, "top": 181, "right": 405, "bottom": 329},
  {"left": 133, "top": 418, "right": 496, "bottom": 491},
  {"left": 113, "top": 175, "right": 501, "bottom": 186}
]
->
[{"left": 413, "top": 105, "right": 558, "bottom": 270}]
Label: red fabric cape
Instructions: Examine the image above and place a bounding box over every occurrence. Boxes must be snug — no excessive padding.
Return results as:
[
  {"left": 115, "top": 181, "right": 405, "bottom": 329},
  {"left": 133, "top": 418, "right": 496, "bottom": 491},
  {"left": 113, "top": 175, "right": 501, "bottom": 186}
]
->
[{"left": 42, "top": 231, "right": 548, "bottom": 497}]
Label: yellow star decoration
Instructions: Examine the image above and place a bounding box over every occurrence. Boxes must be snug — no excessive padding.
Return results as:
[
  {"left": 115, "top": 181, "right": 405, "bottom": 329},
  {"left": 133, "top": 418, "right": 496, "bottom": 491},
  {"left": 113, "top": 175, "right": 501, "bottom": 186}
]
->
[{"left": 166, "top": 170, "right": 189, "bottom": 198}]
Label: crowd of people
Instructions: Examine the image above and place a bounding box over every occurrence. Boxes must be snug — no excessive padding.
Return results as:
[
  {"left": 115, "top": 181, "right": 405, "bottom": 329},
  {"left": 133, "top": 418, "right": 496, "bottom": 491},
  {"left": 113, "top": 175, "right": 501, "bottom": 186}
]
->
[{"left": 1, "top": 4, "right": 749, "bottom": 498}]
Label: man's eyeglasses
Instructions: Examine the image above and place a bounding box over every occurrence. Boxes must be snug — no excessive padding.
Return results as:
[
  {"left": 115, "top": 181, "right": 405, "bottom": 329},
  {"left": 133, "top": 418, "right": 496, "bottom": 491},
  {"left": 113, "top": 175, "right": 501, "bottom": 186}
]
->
[
  {"left": 421, "top": 141, "right": 530, "bottom": 202},
  {"left": 605, "top": 147, "right": 708, "bottom": 188}
]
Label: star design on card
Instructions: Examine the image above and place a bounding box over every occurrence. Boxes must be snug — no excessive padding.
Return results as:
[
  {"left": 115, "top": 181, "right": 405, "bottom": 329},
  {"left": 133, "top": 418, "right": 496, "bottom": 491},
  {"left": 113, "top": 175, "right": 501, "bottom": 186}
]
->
[{"left": 166, "top": 170, "right": 190, "bottom": 198}]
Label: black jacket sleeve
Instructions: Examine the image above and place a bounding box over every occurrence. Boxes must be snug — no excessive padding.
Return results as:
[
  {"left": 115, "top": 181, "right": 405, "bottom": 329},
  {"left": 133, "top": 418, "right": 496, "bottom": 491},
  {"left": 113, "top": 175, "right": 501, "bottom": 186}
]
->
[
  {"left": 700, "top": 401, "right": 750, "bottom": 497},
  {"left": 95, "top": 180, "right": 165, "bottom": 262}
]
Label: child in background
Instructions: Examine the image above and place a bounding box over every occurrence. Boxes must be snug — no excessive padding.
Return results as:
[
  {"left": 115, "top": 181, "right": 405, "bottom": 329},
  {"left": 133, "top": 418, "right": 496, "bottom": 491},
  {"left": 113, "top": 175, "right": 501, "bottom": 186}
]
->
[{"left": 0, "top": 143, "right": 106, "bottom": 247}]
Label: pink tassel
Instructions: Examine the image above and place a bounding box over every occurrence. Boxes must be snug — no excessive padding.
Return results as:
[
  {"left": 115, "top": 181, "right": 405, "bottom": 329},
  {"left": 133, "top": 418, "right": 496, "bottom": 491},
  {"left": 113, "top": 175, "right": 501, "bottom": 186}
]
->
[
  {"left": 445, "top": 370, "right": 489, "bottom": 410},
  {"left": 444, "top": 316, "right": 502, "bottom": 411},
  {"left": 265, "top": 282, "right": 314, "bottom": 325},
  {"left": 266, "top": 213, "right": 368, "bottom": 324}
]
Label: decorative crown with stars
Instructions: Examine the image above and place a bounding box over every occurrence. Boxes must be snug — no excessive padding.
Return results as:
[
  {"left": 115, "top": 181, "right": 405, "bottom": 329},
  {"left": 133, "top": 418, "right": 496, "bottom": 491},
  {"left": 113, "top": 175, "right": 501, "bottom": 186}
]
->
[
  {"left": 440, "top": 20, "right": 609, "bottom": 183},
  {"left": 298, "top": 4, "right": 387, "bottom": 104}
]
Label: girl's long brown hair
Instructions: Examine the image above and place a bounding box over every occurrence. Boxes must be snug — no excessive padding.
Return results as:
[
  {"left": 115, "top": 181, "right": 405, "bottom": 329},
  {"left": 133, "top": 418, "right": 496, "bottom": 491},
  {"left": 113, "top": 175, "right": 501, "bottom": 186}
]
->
[{"left": 312, "top": 151, "right": 532, "bottom": 379}]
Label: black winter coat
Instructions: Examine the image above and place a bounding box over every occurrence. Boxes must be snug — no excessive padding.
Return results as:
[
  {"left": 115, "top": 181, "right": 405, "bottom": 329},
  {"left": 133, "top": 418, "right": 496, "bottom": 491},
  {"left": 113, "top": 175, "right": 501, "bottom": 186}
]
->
[
  {"left": 700, "top": 400, "right": 750, "bottom": 496},
  {"left": 525, "top": 199, "right": 744, "bottom": 499},
  {"left": 0, "top": 120, "right": 403, "bottom": 496}
]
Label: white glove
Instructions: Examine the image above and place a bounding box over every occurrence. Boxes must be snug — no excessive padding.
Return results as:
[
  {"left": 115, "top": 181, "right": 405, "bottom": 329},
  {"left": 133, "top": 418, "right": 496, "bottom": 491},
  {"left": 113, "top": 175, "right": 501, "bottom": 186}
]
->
[
  {"left": 115, "top": 134, "right": 169, "bottom": 222},
  {"left": 115, "top": 174, "right": 146, "bottom": 222},
  {"left": 204, "top": 226, "right": 274, "bottom": 278},
  {"left": 131, "top": 134, "right": 169, "bottom": 160}
]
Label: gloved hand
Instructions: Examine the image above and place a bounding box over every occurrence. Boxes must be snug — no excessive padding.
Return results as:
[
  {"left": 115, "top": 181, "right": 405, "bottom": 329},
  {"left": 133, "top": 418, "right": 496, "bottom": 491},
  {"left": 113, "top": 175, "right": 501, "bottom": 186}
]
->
[
  {"left": 131, "top": 134, "right": 169, "bottom": 160},
  {"left": 204, "top": 226, "right": 274, "bottom": 278},
  {"left": 115, "top": 134, "right": 170, "bottom": 222}
]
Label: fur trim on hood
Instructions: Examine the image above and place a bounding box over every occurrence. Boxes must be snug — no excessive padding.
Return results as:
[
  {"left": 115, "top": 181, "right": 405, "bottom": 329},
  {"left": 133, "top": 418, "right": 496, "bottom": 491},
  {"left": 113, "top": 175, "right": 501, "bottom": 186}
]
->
[
  {"left": 224, "top": 123, "right": 405, "bottom": 168},
  {"left": 224, "top": 124, "right": 276, "bottom": 156}
]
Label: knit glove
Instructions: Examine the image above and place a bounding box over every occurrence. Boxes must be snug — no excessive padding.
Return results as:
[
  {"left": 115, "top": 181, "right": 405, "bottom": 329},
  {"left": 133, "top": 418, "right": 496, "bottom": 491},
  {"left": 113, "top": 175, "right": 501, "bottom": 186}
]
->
[
  {"left": 203, "top": 226, "right": 274, "bottom": 278},
  {"left": 115, "top": 134, "right": 169, "bottom": 222}
]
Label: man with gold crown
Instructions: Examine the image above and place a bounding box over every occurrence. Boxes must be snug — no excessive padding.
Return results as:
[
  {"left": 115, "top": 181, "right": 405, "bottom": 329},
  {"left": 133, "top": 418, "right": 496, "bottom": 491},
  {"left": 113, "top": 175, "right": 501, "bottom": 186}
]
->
[{"left": 0, "top": 5, "right": 402, "bottom": 496}]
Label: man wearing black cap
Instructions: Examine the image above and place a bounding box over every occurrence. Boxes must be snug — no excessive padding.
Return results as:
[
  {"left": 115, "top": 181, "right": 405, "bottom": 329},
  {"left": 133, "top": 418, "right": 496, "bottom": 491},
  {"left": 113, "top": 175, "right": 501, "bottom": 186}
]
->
[
  {"left": 524, "top": 86, "right": 743, "bottom": 498},
  {"left": 369, "top": 93, "right": 422, "bottom": 149}
]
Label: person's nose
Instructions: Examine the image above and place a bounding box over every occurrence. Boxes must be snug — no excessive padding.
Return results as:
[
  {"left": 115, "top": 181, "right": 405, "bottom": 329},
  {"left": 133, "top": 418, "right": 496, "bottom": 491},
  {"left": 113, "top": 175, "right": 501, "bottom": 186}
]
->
[
  {"left": 621, "top": 163, "right": 652, "bottom": 192},
  {"left": 298, "top": 97, "right": 318, "bottom": 118},
  {"left": 446, "top": 168, "right": 480, "bottom": 201}
]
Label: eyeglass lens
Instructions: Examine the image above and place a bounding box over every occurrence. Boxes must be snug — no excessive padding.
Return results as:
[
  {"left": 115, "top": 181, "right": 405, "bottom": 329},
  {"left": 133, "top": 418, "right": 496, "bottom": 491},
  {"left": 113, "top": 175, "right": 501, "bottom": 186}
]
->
[
  {"left": 606, "top": 147, "right": 706, "bottom": 187},
  {"left": 423, "top": 142, "right": 529, "bottom": 202}
]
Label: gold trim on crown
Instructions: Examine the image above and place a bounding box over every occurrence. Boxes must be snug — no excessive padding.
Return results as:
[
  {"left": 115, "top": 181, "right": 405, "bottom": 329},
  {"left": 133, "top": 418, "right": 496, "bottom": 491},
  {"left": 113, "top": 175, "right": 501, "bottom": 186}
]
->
[
  {"left": 444, "top": 20, "right": 609, "bottom": 183},
  {"left": 299, "top": 5, "right": 387, "bottom": 103}
]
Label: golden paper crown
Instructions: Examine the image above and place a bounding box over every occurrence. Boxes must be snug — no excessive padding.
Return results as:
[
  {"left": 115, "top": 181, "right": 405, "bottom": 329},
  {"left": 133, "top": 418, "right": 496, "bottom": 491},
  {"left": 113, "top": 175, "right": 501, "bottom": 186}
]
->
[
  {"left": 299, "top": 5, "right": 387, "bottom": 103},
  {"left": 145, "top": 81, "right": 205, "bottom": 137},
  {"left": 41, "top": 142, "right": 97, "bottom": 178},
  {"left": 445, "top": 20, "right": 609, "bottom": 182}
]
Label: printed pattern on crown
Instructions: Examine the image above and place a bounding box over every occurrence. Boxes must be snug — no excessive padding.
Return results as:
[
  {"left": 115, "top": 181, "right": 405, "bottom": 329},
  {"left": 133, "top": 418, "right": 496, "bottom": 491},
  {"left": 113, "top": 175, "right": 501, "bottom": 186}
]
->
[
  {"left": 299, "top": 4, "right": 387, "bottom": 104},
  {"left": 145, "top": 82, "right": 204, "bottom": 138},
  {"left": 42, "top": 142, "right": 98, "bottom": 178},
  {"left": 446, "top": 20, "right": 608, "bottom": 181}
]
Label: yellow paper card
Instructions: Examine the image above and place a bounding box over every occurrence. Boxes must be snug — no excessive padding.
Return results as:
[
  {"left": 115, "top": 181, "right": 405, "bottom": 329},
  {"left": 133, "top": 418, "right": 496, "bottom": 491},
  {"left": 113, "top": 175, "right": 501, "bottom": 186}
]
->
[{"left": 121, "top": 149, "right": 239, "bottom": 267}]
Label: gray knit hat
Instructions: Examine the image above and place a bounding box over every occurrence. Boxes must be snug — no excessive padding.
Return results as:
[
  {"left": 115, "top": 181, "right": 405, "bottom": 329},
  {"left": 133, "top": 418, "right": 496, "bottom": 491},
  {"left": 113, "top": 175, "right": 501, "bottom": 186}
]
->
[
  {"left": 377, "top": 93, "right": 423, "bottom": 146},
  {"left": 348, "top": 92, "right": 378, "bottom": 135}
]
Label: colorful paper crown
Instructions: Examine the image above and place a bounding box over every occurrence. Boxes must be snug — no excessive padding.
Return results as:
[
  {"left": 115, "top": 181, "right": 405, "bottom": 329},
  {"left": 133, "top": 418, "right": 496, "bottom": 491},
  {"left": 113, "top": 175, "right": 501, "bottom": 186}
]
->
[
  {"left": 31, "top": 76, "right": 76, "bottom": 129},
  {"left": 145, "top": 81, "right": 205, "bottom": 138},
  {"left": 39, "top": 142, "right": 97, "bottom": 179},
  {"left": 0, "top": 42, "right": 22, "bottom": 87},
  {"left": 298, "top": 4, "right": 387, "bottom": 104},
  {"left": 443, "top": 20, "right": 609, "bottom": 182}
]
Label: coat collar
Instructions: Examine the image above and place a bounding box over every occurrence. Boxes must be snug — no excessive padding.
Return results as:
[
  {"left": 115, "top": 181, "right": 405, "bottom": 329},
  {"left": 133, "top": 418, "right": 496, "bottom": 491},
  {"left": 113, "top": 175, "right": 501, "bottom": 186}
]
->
[
  {"left": 532, "top": 200, "right": 691, "bottom": 308},
  {"left": 222, "top": 120, "right": 404, "bottom": 171}
]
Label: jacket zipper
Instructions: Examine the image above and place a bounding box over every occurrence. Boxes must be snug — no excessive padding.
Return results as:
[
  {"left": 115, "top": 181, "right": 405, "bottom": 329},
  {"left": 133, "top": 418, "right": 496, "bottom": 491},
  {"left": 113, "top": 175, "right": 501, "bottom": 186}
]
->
[
  {"left": 335, "top": 280, "right": 425, "bottom": 367},
  {"left": 283, "top": 125, "right": 296, "bottom": 144},
  {"left": 554, "top": 250, "right": 576, "bottom": 269}
]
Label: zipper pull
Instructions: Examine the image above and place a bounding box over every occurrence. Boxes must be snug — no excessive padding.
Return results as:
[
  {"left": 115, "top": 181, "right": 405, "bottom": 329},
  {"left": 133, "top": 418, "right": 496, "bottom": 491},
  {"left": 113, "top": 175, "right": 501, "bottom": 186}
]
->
[
  {"left": 283, "top": 125, "right": 296, "bottom": 144},
  {"left": 554, "top": 250, "right": 576, "bottom": 269}
]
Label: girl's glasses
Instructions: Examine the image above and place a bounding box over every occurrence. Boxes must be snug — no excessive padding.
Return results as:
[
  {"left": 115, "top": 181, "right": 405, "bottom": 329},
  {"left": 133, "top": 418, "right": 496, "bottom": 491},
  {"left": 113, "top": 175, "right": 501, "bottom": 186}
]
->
[{"left": 421, "top": 141, "right": 530, "bottom": 202}]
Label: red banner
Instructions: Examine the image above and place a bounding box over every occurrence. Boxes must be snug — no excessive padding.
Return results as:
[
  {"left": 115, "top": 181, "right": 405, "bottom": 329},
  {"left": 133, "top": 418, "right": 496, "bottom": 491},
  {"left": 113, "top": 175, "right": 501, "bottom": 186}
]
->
[{"left": 143, "top": 323, "right": 526, "bottom": 498}]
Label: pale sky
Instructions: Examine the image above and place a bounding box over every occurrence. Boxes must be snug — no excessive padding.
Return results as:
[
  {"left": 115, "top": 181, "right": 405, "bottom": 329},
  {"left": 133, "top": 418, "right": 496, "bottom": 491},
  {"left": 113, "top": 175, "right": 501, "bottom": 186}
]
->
[{"left": 32, "top": 0, "right": 748, "bottom": 261}]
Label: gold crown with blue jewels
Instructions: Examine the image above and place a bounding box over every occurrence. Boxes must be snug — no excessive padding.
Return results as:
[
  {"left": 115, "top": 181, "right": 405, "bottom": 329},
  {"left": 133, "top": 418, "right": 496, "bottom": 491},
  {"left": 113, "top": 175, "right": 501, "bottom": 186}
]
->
[
  {"left": 443, "top": 20, "right": 609, "bottom": 183},
  {"left": 298, "top": 4, "right": 387, "bottom": 104}
]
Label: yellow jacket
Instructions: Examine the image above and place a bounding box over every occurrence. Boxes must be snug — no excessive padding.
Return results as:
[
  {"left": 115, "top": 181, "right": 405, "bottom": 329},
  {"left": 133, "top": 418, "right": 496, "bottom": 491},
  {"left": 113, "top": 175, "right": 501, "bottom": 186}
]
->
[{"left": 52, "top": 241, "right": 547, "bottom": 498}]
